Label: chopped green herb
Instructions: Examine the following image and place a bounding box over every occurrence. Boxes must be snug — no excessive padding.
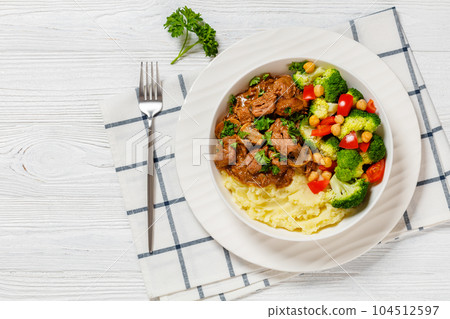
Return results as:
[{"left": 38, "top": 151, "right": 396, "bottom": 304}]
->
[
  {"left": 246, "top": 95, "right": 251, "bottom": 99},
  {"left": 263, "top": 131, "right": 272, "bottom": 146},
  {"left": 220, "top": 120, "right": 237, "bottom": 138},
  {"left": 254, "top": 116, "right": 275, "bottom": 131},
  {"left": 283, "top": 107, "right": 292, "bottom": 114},
  {"left": 259, "top": 163, "right": 281, "bottom": 175},
  {"left": 271, "top": 165, "right": 280, "bottom": 175},
  {"left": 219, "top": 139, "right": 223, "bottom": 146},
  {"left": 262, "top": 73, "right": 270, "bottom": 80},
  {"left": 258, "top": 89, "right": 265, "bottom": 97},
  {"left": 288, "top": 124, "right": 300, "bottom": 140},
  {"left": 228, "top": 105, "right": 234, "bottom": 114},
  {"left": 237, "top": 130, "right": 249, "bottom": 139},
  {"left": 259, "top": 165, "right": 270, "bottom": 173},
  {"left": 254, "top": 150, "right": 270, "bottom": 166},
  {"left": 280, "top": 118, "right": 300, "bottom": 141},
  {"left": 288, "top": 112, "right": 306, "bottom": 122},
  {"left": 228, "top": 94, "right": 236, "bottom": 105},
  {"left": 288, "top": 61, "right": 307, "bottom": 73},
  {"left": 270, "top": 151, "right": 280, "bottom": 159},
  {"left": 249, "top": 76, "right": 261, "bottom": 86},
  {"left": 230, "top": 142, "right": 237, "bottom": 149}
]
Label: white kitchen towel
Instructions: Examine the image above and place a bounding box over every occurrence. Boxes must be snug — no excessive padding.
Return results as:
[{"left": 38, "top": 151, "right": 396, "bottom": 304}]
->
[{"left": 99, "top": 7, "right": 450, "bottom": 301}]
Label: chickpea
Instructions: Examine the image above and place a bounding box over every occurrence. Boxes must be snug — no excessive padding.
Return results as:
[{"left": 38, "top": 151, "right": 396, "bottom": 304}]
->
[
  {"left": 309, "top": 115, "right": 320, "bottom": 127},
  {"left": 331, "top": 124, "right": 341, "bottom": 136},
  {"left": 308, "top": 171, "right": 319, "bottom": 182},
  {"left": 356, "top": 99, "right": 367, "bottom": 111},
  {"left": 303, "top": 61, "right": 315, "bottom": 74},
  {"left": 362, "top": 131, "right": 373, "bottom": 143},
  {"left": 322, "top": 156, "right": 333, "bottom": 168},
  {"left": 322, "top": 171, "right": 332, "bottom": 180},
  {"left": 312, "top": 152, "right": 323, "bottom": 164},
  {"left": 314, "top": 84, "right": 324, "bottom": 97},
  {"left": 335, "top": 114, "right": 344, "bottom": 125}
]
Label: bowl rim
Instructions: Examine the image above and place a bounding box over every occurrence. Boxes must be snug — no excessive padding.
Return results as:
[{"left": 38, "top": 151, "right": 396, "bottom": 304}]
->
[{"left": 207, "top": 56, "right": 394, "bottom": 242}]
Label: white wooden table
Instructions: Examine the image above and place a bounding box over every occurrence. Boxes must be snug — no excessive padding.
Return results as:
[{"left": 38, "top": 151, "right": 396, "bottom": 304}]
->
[{"left": 0, "top": 0, "right": 449, "bottom": 300}]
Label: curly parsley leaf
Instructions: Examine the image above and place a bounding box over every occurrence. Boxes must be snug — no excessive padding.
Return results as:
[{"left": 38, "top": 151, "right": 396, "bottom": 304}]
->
[
  {"left": 271, "top": 165, "right": 280, "bottom": 175},
  {"left": 228, "top": 94, "right": 237, "bottom": 105},
  {"left": 263, "top": 131, "right": 272, "bottom": 146},
  {"left": 237, "top": 130, "right": 249, "bottom": 139},
  {"left": 280, "top": 118, "right": 300, "bottom": 142},
  {"left": 270, "top": 151, "right": 279, "bottom": 159},
  {"left": 249, "top": 76, "right": 261, "bottom": 86},
  {"left": 228, "top": 95, "right": 237, "bottom": 114},
  {"left": 288, "top": 112, "right": 306, "bottom": 123},
  {"left": 220, "top": 120, "right": 237, "bottom": 138},
  {"left": 259, "top": 163, "right": 280, "bottom": 175},
  {"left": 164, "top": 6, "right": 219, "bottom": 64},
  {"left": 254, "top": 116, "right": 274, "bottom": 131},
  {"left": 288, "top": 61, "right": 307, "bottom": 73},
  {"left": 195, "top": 23, "right": 218, "bottom": 57},
  {"left": 283, "top": 107, "right": 292, "bottom": 114},
  {"left": 254, "top": 150, "right": 270, "bottom": 166}
]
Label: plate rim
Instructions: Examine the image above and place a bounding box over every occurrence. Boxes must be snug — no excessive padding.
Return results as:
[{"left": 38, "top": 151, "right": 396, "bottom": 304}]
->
[{"left": 175, "top": 26, "right": 421, "bottom": 272}]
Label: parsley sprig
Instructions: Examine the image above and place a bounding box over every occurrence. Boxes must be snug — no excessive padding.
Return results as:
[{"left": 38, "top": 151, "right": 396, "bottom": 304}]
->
[
  {"left": 254, "top": 116, "right": 274, "bottom": 131},
  {"left": 220, "top": 121, "right": 237, "bottom": 138},
  {"left": 164, "top": 7, "right": 219, "bottom": 64},
  {"left": 288, "top": 61, "right": 307, "bottom": 73},
  {"left": 254, "top": 150, "right": 270, "bottom": 166},
  {"left": 280, "top": 118, "right": 301, "bottom": 142}
]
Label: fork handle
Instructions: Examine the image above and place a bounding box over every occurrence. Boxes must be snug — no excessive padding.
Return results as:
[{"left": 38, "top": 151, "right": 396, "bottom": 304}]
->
[{"left": 147, "top": 118, "right": 155, "bottom": 254}]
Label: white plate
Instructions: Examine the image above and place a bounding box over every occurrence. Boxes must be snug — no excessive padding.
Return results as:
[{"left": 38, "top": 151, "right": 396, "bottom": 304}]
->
[{"left": 175, "top": 27, "right": 421, "bottom": 272}]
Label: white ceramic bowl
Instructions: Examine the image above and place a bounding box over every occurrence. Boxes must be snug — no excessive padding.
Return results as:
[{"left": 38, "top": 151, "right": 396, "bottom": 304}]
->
[{"left": 208, "top": 58, "right": 393, "bottom": 242}]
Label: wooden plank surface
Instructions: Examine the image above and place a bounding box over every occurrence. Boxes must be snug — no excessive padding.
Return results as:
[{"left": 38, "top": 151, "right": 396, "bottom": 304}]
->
[{"left": 0, "top": 0, "right": 449, "bottom": 300}]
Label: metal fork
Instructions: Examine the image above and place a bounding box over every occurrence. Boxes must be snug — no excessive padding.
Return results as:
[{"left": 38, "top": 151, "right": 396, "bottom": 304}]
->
[{"left": 138, "top": 61, "right": 163, "bottom": 254}]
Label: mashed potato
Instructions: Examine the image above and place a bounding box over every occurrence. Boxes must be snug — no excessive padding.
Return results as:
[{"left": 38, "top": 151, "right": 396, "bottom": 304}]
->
[{"left": 222, "top": 171, "right": 353, "bottom": 234}]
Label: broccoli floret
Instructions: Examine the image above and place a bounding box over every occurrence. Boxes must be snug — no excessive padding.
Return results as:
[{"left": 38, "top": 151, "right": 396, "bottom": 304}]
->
[
  {"left": 367, "top": 134, "right": 386, "bottom": 163},
  {"left": 335, "top": 149, "right": 363, "bottom": 182},
  {"left": 347, "top": 88, "right": 364, "bottom": 105},
  {"left": 292, "top": 67, "right": 325, "bottom": 90},
  {"left": 317, "top": 136, "right": 340, "bottom": 160},
  {"left": 327, "top": 175, "right": 369, "bottom": 208},
  {"left": 310, "top": 98, "right": 338, "bottom": 119},
  {"left": 299, "top": 117, "right": 320, "bottom": 149},
  {"left": 338, "top": 109, "right": 381, "bottom": 139},
  {"left": 360, "top": 151, "right": 372, "bottom": 165},
  {"left": 313, "top": 68, "right": 348, "bottom": 103}
]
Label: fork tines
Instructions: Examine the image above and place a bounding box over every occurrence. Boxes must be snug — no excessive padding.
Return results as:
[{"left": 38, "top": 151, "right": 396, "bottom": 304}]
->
[{"left": 139, "top": 61, "right": 161, "bottom": 102}]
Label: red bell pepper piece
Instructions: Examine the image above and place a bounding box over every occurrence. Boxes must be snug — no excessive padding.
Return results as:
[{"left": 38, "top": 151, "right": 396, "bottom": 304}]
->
[
  {"left": 307, "top": 179, "right": 330, "bottom": 194},
  {"left": 366, "top": 99, "right": 377, "bottom": 113},
  {"left": 339, "top": 131, "right": 359, "bottom": 149},
  {"left": 337, "top": 93, "right": 353, "bottom": 117},
  {"left": 320, "top": 116, "right": 336, "bottom": 125},
  {"left": 311, "top": 125, "right": 332, "bottom": 137},
  {"left": 359, "top": 142, "right": 370, "bottom": 153},
  {"left": 302, "top": 85, "right": 316, "bottom": 100}
]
